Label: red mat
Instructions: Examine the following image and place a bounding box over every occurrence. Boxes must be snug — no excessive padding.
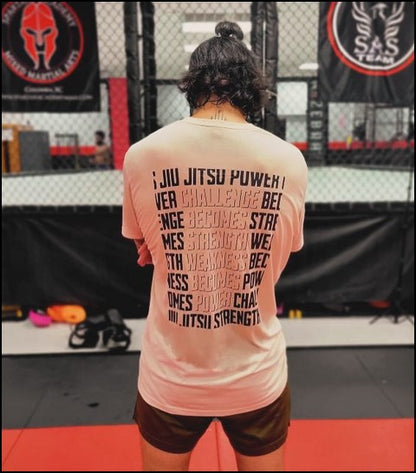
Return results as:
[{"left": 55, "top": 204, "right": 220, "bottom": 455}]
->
[{"left": 2, "top": 419, "right": 414, "bottom": 471}]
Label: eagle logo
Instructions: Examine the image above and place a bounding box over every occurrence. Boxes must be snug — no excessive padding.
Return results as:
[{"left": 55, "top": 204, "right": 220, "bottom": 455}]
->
[
  {"left": 352, "top": 2, "right": 404, "bottom": 62},
  {"left": 327, "top": 2, "right": 414, "bottom": 75}
]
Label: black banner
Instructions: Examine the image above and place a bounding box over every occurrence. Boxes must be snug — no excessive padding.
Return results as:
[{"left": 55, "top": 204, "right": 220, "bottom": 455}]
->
[
  {"left": 2, "top": 2, "right": 100, "bottom": 112},
  {"left": 1, "top": 205, "right": 414, "bottom": 314},
  {"left": 318, "top": 2, "right": 414, "bottom": 105}
]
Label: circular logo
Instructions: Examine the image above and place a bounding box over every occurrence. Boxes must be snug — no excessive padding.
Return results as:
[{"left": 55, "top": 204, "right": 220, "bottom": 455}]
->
[
  {"left": 2, "top": 2, "right": 84, "bottom": 84},
  {"left": 327, "top": 2, "right": 414, "bottom": 76}
]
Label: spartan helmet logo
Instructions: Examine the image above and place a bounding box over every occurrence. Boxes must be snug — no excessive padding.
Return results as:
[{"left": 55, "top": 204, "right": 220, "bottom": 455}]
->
[{"left": 20, "top": 2, "right": 58, "bottom": 70}]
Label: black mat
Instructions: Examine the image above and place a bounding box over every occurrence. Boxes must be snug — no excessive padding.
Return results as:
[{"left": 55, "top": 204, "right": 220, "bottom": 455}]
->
[{"left": 2, "top": 347, "right": 414, "bottom": 429}]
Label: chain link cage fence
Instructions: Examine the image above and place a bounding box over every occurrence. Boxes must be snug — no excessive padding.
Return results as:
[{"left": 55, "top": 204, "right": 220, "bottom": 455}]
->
[
  {"left": 151, "top": 1, "right": 414, "bottom": 206},
  {"left": 2, "top": 2, "right": 414, "bottom": 206}
]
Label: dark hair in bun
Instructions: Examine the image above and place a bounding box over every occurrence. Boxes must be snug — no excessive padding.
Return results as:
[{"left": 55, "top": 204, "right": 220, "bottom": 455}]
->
[
  {"left": 178, "top": 21, "right": 268, "bottom": 121},
  {"left": 215, "top": 21, "right": 244, "bottom": 40}
]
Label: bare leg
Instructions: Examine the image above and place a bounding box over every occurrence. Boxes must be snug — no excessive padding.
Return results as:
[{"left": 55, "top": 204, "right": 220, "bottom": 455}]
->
[
  {"left": 140, "top": 434, "right": 192, "bottom": 471},
  {"left": 234, "top": 443, "right": 286, "bottom": 471}
]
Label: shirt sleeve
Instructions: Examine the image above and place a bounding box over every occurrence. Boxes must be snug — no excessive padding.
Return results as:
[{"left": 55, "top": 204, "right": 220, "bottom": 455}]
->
[
  {"left": 122, "top": 158, "right": 143, "bottom": 240},
  {"left": 291, "top": 202, "right": 305, "bottom": 252},
  {"left": 291, "top": 151, "right": 308, "bottom": 252}
]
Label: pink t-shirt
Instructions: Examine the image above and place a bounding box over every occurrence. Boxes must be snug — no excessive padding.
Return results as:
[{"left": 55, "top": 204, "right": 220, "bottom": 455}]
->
[{"left": 122, "top": 117, "right": 307, "bottom": 416}]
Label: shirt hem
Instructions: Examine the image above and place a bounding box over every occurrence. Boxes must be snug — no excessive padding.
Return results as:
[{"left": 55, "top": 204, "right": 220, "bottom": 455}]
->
[
  {"left": 122, "top": 227, "right": 143, "bottom": 239},
  {"left": 138, "top": 381, "right": 287, "bottom": 417}
]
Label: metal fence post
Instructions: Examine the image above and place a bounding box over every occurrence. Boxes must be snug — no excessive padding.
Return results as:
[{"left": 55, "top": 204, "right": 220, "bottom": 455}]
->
[{"left": 124, "top": 2, "right": 143, "bottom": 144}]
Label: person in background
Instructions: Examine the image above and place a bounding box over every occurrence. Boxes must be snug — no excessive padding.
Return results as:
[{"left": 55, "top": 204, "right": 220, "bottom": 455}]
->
[
  {"left": 93, "top": 130, "right": 112, "bottom": 169},
  {"left": 122, "top": 21, "right": 307, "bottom": 471}
]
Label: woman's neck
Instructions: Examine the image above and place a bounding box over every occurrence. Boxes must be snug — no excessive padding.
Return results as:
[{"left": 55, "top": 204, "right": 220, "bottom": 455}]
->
[{"left": 192, "top": 99, "right": 247, "bottom": 123}]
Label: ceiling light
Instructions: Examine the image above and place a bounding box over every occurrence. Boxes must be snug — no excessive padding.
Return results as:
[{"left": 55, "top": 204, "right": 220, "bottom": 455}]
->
[
  {"left": 182, "top": 21, "right": 252, "bottom": 34},
  {"left": 184, "top": 44, "right": 198, "bottom": 53},
  {"left": 299, "top": 63, "right": 319, "bottom": 70}
]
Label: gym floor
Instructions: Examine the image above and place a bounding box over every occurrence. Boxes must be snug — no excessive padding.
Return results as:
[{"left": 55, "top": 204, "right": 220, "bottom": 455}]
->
[{"left": 2, "top": 316, "right": 414, "bottom": 471}]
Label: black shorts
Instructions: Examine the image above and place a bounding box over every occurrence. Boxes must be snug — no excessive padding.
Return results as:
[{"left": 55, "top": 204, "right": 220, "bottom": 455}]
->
[{"left": 132, "top": 383, "right": 291, "bottom": 456}]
